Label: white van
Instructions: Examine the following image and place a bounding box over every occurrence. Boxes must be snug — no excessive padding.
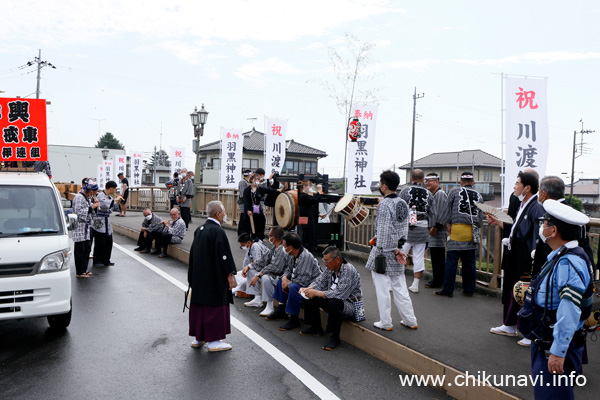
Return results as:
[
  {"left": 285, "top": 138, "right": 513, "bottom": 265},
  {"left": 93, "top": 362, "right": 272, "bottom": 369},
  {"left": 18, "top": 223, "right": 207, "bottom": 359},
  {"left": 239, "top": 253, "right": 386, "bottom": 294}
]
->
[{"left": 0, "top": 171, "right": 76, "bottom": 329}]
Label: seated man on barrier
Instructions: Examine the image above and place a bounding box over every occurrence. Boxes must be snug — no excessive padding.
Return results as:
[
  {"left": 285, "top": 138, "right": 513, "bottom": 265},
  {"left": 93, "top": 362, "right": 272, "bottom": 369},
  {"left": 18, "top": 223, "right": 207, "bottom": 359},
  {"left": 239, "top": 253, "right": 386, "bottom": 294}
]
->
[
  {"left": 269, "top": 232, "right": 322, "bottom": 331},
  {"left": 300, "top": 246, "right": 363, "bottom": 351},
  {"left": 238, "top": 233, "right": 270, "bottom": 308},
  {"left": 245, "top": 226, "right": 289, "bottom": 317},
  {"left": 133, "top": 208, "right": 164, "bottom": 253},
  {"left": 153, "top": 208, "right": 186, "bottom": 258}
]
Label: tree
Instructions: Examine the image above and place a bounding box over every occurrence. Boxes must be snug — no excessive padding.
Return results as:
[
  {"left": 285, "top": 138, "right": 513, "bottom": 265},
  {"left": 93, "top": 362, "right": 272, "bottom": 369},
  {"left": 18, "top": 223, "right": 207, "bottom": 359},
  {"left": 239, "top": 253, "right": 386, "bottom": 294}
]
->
[
  {"left": 144, "top": 149, "right": 170, "bottom": 169},
  {"left": 315, "top": 33, "right": 383, "bottom": 189},
  {"left": 95, "top": 132, "right": 125, "bottom": 150},
  {"left": 565, "top": 195, "right": 584, "bottom": 212}
]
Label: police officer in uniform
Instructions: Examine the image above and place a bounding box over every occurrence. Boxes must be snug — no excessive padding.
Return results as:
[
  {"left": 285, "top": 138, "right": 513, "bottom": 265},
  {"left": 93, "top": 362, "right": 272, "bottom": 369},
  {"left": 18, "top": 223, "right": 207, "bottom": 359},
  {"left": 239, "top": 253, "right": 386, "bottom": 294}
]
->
[{"left": 518, "top": 200, "right": 593, "bottom": 400}]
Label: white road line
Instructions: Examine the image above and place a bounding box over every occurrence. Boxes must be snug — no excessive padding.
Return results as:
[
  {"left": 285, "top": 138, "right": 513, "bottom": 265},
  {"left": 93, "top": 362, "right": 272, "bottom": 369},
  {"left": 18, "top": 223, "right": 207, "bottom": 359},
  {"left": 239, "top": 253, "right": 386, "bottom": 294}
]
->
[{"left": 114, "top": 243, "right": 341, "bottom": 400}]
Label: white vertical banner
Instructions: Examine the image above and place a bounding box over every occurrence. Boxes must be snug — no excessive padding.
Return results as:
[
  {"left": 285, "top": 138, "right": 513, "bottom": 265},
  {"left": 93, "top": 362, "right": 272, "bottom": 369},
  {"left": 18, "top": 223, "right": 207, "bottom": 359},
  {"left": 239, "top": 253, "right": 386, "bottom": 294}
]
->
[
  {"left": 504, "top": 77, "right": 549, "bottom": 208},
  {"left": 219, "top": 127, "right": 244, "bottom": 188},
  {"left": 264, "top": 117, "right": 287, "bottom": 175},
  {"left": 114, "top": 155, "right": 126, "bottom": 179},
  {"left": 97, "top": 164, "right": 106, "bottom": 190},
  {"left": 170, "top": 147, "right": 185, "bottom": 177},
  {"left": 129, "top": 151, "right": 144, "bottom": 188},
  {"left": 345, "top": 104, "right": 378, "bottom": 195},
  {"left": 103, "top": 160, "right": 113, "bottom": 186}
]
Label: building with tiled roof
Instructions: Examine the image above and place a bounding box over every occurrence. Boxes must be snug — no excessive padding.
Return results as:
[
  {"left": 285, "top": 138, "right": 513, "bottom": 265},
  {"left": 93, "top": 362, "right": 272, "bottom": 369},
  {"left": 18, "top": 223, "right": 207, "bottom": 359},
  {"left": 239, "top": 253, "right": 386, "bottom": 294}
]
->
[
  {"left": 196, "top": 130, "right": 327, "bottom": 185},
  {"left": 399, "top": 149, "right": 503, "bottom": 199}
]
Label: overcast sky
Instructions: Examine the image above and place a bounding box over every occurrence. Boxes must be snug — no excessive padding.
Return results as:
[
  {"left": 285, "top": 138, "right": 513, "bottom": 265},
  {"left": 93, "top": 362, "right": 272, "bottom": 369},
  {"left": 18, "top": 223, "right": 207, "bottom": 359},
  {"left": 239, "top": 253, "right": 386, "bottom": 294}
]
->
[{"left": 1, "top": 0, "right": 599, "bottom": 184}]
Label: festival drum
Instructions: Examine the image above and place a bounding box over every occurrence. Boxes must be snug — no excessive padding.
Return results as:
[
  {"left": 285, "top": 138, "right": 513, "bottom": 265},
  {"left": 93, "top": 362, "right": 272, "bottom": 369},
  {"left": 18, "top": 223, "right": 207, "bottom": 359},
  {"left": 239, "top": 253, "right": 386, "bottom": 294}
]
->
[
  {"left": 349, "top": 206, "right": 369, "bottom": 227},
  {"left": 334, "top": 194, "right": 370, "bottom": 227},
  {"left": 275, "top": 190, "right": 298, "bottom": 230}
]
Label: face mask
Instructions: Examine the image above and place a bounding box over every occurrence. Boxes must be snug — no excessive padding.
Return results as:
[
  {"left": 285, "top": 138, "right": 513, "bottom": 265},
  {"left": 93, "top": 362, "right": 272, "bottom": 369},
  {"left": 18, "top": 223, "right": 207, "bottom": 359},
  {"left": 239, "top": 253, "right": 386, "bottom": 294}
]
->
[
  {"left": 242, "top": 245, "right": 250, "bottom": 252},
  {"left": 379, "top": 188, "right": 384, "bottom": 196},
  {"left": 539, "top": 225, "right": 551, "bottom": 243},
  {"left": 181, "top": 173, "right": 187, "bottom": 178},
  {"left": 285, "top": 247, "right": 293, "bottom": 255},
  {"left": 222, "top": 213, "right": 228, "bottom": 223},
  {"left": 145, "top": 214, "right": 152, "bottom": 221},
  {"left": 269, "top": 238, "right": 275, "bottom": 245}
]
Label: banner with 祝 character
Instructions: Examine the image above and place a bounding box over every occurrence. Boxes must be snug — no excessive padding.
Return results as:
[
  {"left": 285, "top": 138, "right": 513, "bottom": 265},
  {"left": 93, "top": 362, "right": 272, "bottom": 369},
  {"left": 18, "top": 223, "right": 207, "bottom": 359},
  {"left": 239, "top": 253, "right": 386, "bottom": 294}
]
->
[
  {"left": 0, "top": 98, "right": 47, "bottom": 162},
  {"left": 170, "top": 147, "right": 185, "bottom": 177},
  {"left": 504, "top": 77, "right": 549, "bottom": 208},
  {"left": 114, "top": 155, "right": 126, "bottom": 179},
  {"left": 264, "top": 117, "right": 287, "bottom": 175},
  {"left": 219, "top": 127, "right": 243, "bottom": 188},
  {"left": 129, "top": 151, "right": 143, "bottom": 188},
  {"left": 345, "top": 104, "right": 378, "bottom": 195}
]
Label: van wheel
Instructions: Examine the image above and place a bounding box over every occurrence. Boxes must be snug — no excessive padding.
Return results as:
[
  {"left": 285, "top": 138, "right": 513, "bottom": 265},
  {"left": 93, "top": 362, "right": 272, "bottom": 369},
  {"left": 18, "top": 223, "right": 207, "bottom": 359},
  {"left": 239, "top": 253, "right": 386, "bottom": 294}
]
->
[{"left": 47, "top": 302, "right": 72, "bottom": 330}]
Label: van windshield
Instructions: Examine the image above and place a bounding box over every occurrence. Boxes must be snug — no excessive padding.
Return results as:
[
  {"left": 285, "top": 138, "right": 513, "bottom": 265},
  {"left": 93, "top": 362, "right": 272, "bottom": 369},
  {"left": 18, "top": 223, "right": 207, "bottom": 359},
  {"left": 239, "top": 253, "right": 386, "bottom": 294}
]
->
[{"left": 0, "top": 185, "right": 64, "bottom": 237}]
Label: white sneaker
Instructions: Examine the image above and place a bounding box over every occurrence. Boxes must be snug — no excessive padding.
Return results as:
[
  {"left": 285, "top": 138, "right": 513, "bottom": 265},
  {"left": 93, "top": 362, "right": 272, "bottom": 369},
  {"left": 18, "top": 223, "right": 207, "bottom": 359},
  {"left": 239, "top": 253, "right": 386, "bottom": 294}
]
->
[
  {"left": 259, "top": 302, "right": 274, "bottom": 317},
  {"left": 490, "top": 325, "right": 518, "bottom": 337},
  {"left": 373, "top": 321, "right": 393, "bottom": 331},
  {"left": 207, "top": 340, "right": 232, "bottom": 352},
  {"left": 408, "top": 284, "right": 419, "bottom": 293},
  {"left": 517, "top": 338, "right": 531, "bottom": 347},
  {"left": 244, "top": 297, "right": 264, "bottom": 308}
]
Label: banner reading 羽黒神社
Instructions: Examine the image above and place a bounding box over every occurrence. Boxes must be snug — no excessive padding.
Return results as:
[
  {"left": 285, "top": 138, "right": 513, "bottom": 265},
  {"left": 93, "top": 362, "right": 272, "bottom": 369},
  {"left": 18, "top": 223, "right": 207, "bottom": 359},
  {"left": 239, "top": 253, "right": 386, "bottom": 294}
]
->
[
  {"left": 504, "top": 77, "right": 548, "bottom": 208},
  {"left": 345, "top": 104, "right": 378, "bottom": 195}
]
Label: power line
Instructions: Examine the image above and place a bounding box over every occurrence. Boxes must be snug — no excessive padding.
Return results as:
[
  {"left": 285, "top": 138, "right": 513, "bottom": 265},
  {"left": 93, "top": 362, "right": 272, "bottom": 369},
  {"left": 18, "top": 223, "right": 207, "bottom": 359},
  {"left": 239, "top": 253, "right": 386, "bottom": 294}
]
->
[{"left": 23, "top": 49, "right": 56, "bottom": 99}]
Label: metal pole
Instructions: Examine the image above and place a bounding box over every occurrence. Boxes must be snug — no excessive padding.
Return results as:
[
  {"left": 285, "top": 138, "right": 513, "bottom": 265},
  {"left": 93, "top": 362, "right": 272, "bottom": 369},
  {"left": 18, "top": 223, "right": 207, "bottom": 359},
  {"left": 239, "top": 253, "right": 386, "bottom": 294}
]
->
[
  {"left": 35, "top": 49, "right": 42, "bottom": 99},
  {"left": 153, "top": 145, "right": 157, "bottom": 186},
  {"left": 500, "top": 73, "right": 505, "bottom": 209}
]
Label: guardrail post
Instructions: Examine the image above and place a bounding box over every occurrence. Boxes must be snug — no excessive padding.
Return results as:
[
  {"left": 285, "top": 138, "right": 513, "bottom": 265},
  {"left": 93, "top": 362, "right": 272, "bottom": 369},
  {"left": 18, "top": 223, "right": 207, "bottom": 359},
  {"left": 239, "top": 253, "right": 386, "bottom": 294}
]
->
[{"left": 488, "top": 225, "right": 502, "bottom": 289}]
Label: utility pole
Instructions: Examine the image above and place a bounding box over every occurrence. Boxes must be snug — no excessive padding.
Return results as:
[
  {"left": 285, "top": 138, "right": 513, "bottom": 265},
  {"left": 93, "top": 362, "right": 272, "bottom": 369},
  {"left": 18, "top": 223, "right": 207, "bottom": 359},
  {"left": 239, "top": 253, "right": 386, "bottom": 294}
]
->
[
  {"left": 26, "top": 49, "right": 56, "bottom": 99},
  {"left": 569, "top": 120, "right": 594, "bottom": 204},
  {"left": 410, "top": 87, "right": 425, "bottom": 175}
]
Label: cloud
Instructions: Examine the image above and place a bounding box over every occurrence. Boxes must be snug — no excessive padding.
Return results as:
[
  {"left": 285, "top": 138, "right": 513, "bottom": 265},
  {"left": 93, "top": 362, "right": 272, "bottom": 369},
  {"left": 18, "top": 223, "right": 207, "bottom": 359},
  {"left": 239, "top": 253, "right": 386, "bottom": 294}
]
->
[
  {"left": 442, "top": 25, "right": 467, "bottom": 31},
  {"left": 234, "top": 57, "right": 301, "bottom": 82},
  {"left": 381, "top": 50, "right": 600, "bottom": 71},
  {"left": 236, "top": 44, "right": 259, "bottom": 58},
  {"left": 0, "top": 0, "right": 405, "bottom": 46}
]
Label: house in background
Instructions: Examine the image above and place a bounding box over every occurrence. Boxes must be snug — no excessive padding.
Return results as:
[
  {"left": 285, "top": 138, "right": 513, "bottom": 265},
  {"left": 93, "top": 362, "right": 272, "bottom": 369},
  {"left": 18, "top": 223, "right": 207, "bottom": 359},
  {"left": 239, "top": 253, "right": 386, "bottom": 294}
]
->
[
  {"left": 568, "top": 178, "right": 600, "bottom": 215},
  {"left": 48, "top": 144, "right": 126, "bottom": 183},
  {"left": 196, "top": 129, "right": 327, "bottom": 185},
  {"left": 399, "top": 149, "right": 502, "bottom": 202}
]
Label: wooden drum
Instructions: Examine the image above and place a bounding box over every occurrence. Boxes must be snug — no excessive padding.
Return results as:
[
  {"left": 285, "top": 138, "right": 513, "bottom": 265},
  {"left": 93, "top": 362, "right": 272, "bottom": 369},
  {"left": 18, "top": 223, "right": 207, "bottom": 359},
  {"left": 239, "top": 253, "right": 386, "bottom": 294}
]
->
[
  {"left": 274, "top": 190, "right": 298, "bottom": 230},
  {"left": 334, "top": 194, "right": 370, "bottom": 227}
]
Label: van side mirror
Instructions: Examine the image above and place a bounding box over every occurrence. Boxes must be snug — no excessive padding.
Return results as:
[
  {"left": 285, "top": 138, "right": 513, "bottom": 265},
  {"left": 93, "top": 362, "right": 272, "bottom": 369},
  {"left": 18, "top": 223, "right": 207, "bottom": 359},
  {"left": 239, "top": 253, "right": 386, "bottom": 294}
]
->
[{"left": 66, "top": 213, "right": 78, "bottom": 231}]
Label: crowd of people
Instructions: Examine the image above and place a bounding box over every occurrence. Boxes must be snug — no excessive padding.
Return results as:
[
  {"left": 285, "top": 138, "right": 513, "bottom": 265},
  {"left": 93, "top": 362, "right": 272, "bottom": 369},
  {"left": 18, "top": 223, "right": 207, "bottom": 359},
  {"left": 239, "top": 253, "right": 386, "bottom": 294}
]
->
[{"left": 70, "top": 164, "right": 596, "bottom": 397}]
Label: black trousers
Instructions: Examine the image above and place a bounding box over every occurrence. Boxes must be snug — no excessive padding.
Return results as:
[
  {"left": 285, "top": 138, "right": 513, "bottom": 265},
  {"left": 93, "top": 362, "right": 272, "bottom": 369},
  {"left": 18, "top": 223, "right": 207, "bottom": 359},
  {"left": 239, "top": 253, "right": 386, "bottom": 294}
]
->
[
  {"left": 303, "top": 298, "right": 345, "bottom": 339},
  {"left": 169, "top": 198, "right": 178, "bottom": 210},
  {"left": 154, "top": 231, "right": 173, "bottom": 253},
  {"left": 92, "top": 230, "right": 113, "bottom": 265},
  {"left": 429, "top": 247, "right": 446, "bottom": 287},
  {"left": 299, "top": 221, "right": 316, "bottom": 251},
  {"left": 137, "top": 231, "right": 158, "bottom": 250},
  {"left": 180, "top": 206, "right": 191, "bottom": 228},
  {"left": 74, "top": 240, "right": 92, "bottom": 275}
]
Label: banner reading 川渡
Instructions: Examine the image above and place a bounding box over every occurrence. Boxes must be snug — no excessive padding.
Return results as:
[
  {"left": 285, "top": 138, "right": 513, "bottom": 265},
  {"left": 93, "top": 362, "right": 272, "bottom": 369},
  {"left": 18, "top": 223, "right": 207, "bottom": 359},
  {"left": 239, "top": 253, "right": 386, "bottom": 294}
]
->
[
  {"left": 219, "top": 127, "right": 243, "bottom": 188},
  {"left": 345, "top": 104, "right": 378, "bottom": 195},
  {"left": 264, "top": 117, "right": 287, "bottom": 175},
  {"left": 170, "top": 147, "right": 185, "bottom": 178},
  {"left": 504, "top": 77, "right": 549, "bottom": 208},
  {"left": 0, "top": 98, "right": 47, "bottom": 162}
]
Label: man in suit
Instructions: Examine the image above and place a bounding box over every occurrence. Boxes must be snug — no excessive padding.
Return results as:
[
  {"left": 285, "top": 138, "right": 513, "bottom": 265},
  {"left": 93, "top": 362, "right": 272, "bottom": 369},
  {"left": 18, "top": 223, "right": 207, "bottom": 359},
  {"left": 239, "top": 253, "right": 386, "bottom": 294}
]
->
[{"left": 489, "top": 171, "right": 544, "bottom": 346}]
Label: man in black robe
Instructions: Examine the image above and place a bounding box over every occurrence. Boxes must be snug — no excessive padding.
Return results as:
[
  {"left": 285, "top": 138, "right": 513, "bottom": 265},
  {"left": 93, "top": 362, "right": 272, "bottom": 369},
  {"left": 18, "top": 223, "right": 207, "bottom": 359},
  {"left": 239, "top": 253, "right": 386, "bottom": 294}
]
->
[{"left": 188, "top": 200, "right": 237, "bottom": 352}]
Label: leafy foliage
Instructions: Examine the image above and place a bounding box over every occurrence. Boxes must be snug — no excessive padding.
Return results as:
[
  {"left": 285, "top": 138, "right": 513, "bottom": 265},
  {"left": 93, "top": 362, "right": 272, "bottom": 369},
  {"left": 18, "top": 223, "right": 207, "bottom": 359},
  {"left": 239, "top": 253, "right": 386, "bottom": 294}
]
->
[{"left": 95, "top": 132, "right": 125, "bottom": 150}]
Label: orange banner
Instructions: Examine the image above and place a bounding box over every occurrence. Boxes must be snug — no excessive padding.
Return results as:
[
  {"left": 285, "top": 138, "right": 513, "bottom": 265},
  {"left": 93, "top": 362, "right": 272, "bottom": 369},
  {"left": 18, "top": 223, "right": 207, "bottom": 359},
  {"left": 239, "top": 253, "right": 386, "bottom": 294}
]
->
[{"left": 0, "top": 97, "right": 47, "bottom": 161}]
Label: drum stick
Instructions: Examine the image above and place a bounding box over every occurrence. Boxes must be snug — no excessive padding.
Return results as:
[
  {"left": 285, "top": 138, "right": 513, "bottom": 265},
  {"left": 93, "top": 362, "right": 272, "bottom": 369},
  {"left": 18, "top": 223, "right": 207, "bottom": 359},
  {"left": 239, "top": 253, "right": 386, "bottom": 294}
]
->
[{"left": 249, "top": 214, "right": 256, "bottom": 234}]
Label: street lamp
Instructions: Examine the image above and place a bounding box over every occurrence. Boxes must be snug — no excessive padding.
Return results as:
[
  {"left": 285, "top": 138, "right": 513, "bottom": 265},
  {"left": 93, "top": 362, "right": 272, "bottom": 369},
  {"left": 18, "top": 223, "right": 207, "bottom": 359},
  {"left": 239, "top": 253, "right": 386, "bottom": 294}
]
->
[
  {"left": 101, "top": 146, "right": 109, "bottom": 160},
  {"left": 191, "top": 104, "right": 208, "bottom": 214}
]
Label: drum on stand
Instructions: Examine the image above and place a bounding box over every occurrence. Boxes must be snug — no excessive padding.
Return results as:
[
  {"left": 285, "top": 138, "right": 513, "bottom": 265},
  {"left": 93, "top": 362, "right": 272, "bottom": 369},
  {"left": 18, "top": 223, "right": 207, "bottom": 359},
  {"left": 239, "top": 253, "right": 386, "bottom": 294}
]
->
[
  {"left": 275, "top": 190, "right": 298, "bottom": 230},
  {"left": 334, "top": 194, "right": 370, "bottom": 227}
]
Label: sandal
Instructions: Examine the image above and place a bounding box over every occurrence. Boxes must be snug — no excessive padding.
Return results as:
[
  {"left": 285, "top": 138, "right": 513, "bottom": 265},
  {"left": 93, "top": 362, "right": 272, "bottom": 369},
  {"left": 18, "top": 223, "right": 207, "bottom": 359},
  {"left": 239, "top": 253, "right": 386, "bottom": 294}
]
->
[
  {"left": 85, "top": 272, "right": 93, "bottom": 276},
  {"left": 76, "top": 274, "right": 90, "bottom": 278}
]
